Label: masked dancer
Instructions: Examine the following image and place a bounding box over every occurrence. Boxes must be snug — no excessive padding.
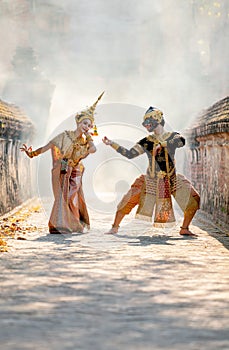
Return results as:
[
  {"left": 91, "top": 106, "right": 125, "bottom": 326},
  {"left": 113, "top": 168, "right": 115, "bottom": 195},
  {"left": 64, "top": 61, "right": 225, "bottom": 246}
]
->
[{"left": 103, "top": 106, "right": 200, "bottom": 236}]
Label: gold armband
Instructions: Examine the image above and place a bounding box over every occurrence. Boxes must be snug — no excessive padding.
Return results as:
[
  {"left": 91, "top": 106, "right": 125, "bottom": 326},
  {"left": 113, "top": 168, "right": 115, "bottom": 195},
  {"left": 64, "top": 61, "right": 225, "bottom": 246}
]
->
[
  {"left": 110, "top": 142, "right": 120, "bottom": 151},
  {"left": 160, "top": 141, "right": 167, "bottom": 147}
]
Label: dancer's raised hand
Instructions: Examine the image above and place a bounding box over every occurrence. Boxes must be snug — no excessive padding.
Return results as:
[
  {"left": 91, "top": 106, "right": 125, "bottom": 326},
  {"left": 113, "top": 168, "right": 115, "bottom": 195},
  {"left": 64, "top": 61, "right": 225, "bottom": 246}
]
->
[{"left": 20, "top": 144, "right": 33, "bottom": 158}]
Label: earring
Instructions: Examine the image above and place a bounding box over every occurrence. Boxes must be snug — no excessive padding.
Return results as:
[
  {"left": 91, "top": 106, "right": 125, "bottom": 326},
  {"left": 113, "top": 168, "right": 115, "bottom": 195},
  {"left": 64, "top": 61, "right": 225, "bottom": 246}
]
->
[{"left": 92, "top": 125, "right": 98, "bottom": 136}]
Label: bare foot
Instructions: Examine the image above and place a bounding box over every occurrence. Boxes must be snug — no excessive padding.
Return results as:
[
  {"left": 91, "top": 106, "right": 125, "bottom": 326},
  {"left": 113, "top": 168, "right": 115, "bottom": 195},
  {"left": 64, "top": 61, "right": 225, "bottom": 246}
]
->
[
  {"left": 104, "top": 226, "right": 119, "bottom": 234},
  {"left": 179, "top": 228, "right": 197, "bottom": 237}
]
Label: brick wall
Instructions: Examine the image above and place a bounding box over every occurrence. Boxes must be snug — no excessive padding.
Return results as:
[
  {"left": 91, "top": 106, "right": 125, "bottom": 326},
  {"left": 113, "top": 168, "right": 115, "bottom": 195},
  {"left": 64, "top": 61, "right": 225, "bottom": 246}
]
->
[
  {"left": 0, "top": 100, "right": 35, "bottom": 215},
  {"left": 186, "top": 97, "right": 229, "bottom": 227}
]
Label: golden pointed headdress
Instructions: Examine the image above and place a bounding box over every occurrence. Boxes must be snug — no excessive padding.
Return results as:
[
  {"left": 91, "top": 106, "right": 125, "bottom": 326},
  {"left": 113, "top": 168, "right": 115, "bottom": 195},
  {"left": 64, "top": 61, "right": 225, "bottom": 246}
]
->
[{"left": 75, "top": 91, "right": 105, "bottom": 124}]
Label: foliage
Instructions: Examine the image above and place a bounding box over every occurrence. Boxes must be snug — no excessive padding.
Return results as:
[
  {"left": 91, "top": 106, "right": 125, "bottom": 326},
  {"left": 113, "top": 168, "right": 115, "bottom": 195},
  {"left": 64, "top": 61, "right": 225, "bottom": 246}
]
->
[{"left": 0, "top": 205, "right": 41, "bottom": 252}]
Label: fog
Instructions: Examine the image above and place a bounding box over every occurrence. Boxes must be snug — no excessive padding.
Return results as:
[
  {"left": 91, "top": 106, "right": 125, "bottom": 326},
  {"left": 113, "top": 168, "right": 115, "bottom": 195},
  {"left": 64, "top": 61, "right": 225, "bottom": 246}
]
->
[
  {"left": 0, "top": 0, "right": 228, "bottom": 211},
  {"left": 0, "top": 0, "right": 228, "bottom": 138}
]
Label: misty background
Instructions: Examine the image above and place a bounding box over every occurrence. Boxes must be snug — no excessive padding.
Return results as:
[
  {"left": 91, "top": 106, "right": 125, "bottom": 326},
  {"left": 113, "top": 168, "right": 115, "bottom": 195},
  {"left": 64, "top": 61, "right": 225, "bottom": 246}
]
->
[{"left": 0, "top": 0, "right": 228, "bottom": 214}]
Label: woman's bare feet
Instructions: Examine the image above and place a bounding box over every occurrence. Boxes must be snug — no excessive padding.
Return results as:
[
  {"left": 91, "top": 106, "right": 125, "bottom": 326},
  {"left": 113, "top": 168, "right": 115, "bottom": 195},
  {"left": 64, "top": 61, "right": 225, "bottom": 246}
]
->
[{"left": 179, "top": 227, "right": 197, "bottom": 237}]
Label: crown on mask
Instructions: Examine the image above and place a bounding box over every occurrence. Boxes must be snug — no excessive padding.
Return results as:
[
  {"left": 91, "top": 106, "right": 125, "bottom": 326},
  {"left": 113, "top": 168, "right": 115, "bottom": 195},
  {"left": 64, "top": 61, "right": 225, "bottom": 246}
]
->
[
  {"left": 143, "top": 106, "right": 163, "bottom": 123},
  {"left": 75, "top": 91, "right": 105, "bottom": 124}
]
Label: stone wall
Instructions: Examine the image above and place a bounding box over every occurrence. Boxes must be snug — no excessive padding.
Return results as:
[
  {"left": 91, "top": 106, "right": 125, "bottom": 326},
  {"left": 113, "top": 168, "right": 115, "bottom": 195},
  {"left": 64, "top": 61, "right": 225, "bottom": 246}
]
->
[
  {"left": 0, "top": 99, "right": 35, "bottom": 215},
  {"left": 186, "top": 97, "right": 229, "bottom": 227}
]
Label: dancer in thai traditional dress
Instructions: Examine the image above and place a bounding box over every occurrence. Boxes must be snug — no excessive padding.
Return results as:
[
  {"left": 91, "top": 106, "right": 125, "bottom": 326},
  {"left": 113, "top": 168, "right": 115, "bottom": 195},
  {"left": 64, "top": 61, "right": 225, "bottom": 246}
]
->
[
  {"left": 21, "top": 92, "right": 104, "bottom": 234},
  {"left": 102, "top": 106, "right": 200, "bottom": 236}
]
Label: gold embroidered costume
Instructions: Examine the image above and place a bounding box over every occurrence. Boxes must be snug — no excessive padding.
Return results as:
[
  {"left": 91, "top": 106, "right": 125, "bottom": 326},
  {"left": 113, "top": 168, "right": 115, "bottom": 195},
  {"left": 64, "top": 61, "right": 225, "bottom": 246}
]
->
[
  {"left": 111, "top": 131, "right": 199, "bottom": 227},
  {"left": 25, "top": 92, "right": 104, "bottom": 234},
  {"left": 48, "top": 130, "right": 91, "bottom": 233}
]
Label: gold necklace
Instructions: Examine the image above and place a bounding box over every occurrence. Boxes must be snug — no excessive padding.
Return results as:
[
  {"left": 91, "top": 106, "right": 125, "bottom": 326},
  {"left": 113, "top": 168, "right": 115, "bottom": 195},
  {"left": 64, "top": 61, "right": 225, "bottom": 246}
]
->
[
  {"left": 148, "top": 131, "right": 171, "bottom": 143},
  {"left": 65, "top": 131, "right": 86, "bottom": 147}
]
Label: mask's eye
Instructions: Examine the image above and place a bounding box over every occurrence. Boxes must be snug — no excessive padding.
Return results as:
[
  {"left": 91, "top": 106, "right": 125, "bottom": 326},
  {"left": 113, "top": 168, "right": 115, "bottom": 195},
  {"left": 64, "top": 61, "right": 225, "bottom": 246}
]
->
[{"left": 142, "top": 118, "right": 152, "bottom": 126}]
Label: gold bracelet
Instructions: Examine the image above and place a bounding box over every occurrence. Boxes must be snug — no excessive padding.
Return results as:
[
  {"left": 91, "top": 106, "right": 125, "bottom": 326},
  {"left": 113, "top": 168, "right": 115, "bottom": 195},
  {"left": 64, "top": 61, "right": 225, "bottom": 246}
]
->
[{"left": 30, "top": 151, "right": 38, "bottom": 157}]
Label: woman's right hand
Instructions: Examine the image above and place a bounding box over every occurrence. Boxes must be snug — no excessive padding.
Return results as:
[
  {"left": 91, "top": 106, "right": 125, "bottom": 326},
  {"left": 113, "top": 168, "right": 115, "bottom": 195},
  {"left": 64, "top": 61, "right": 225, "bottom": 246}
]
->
[
  {"left": 102, "top": 136, "right": 112, "bottom": 146},
  {"left": 20, "top": 144, "right": 33, "bottom": 158}
]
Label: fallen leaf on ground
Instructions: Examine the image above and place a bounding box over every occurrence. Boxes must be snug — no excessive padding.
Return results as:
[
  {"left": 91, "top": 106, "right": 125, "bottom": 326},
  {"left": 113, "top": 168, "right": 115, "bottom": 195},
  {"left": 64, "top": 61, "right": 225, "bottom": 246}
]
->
[{"left": 0, "top": 203, "right": 41, "bottom": 252}]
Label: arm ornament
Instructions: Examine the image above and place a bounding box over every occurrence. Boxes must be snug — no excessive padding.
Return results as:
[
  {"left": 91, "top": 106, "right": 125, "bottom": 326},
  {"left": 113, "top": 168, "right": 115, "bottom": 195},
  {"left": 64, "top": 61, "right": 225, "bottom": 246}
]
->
[
  {"left": 110, "top": 142, "right": 143, "bottom": 159},
  {"left": 30, "top": 150, "right": 39, "bottom": 158},
  {"left": 116, "top": 144, "right": 143, "bottom": 159},
  {"left": 168, "top": 133, "right": 185, "bottom": 147},
  {"left": 110, "top": 142, "right": 120, "bottom": 151}
]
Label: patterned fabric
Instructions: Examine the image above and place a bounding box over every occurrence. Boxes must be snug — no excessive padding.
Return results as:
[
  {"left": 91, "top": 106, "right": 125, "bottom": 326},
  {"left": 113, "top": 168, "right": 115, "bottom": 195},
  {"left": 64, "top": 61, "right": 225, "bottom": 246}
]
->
[
  {"left": 50, "top": 131, "right": 90, "bottom": 166},
  {"left": 115, "top": 132, "right": 185, "bottom": 177},
  {"left": 153, "top": 176, "right": 175, "bottom": 226},
  {"left": 28, "top": 130, "right": 92, "bottom": 233},
  {"left": 47, "top": 131, "right": 91, "bottom": 233},
  {"left": 49, "top": 161, "right": 89, "bottom": 234},
  {"left": 117, "top": 174, "right": 199, "bottom": 226},
  {"left": 138, "top": 132, "right": 185, "bottom": 178},
  {"left": 113, "top": 131, "right": 199, "bottom": 227},
  {"left": 116, "top": 143, "right": 144, "bottom": 159}
]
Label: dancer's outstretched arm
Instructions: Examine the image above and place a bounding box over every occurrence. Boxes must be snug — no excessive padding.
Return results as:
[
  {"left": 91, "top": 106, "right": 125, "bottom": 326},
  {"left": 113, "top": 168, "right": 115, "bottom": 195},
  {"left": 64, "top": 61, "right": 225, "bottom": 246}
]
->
[
  {"left": 102, "top": 136, "right": 144, "bottom": 159},
  {"left": 20, "top": 142, "right": 52, "bottom": 158}
]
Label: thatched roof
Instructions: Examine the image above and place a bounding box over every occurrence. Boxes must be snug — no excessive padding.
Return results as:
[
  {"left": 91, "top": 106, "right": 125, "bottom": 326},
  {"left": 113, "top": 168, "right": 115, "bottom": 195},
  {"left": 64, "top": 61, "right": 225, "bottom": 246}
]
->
[
  {"left": 0, "top": 99, "right": 34, "bottom": 140},
  {"left": 186, "top": 97, "right": 229, "bottom": 145},
  {"left": 0, "top": 99, "right": 29, "bottom": 122},
  {"left": 192, "top": 96, "right": 229, "bottom": 128}
]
